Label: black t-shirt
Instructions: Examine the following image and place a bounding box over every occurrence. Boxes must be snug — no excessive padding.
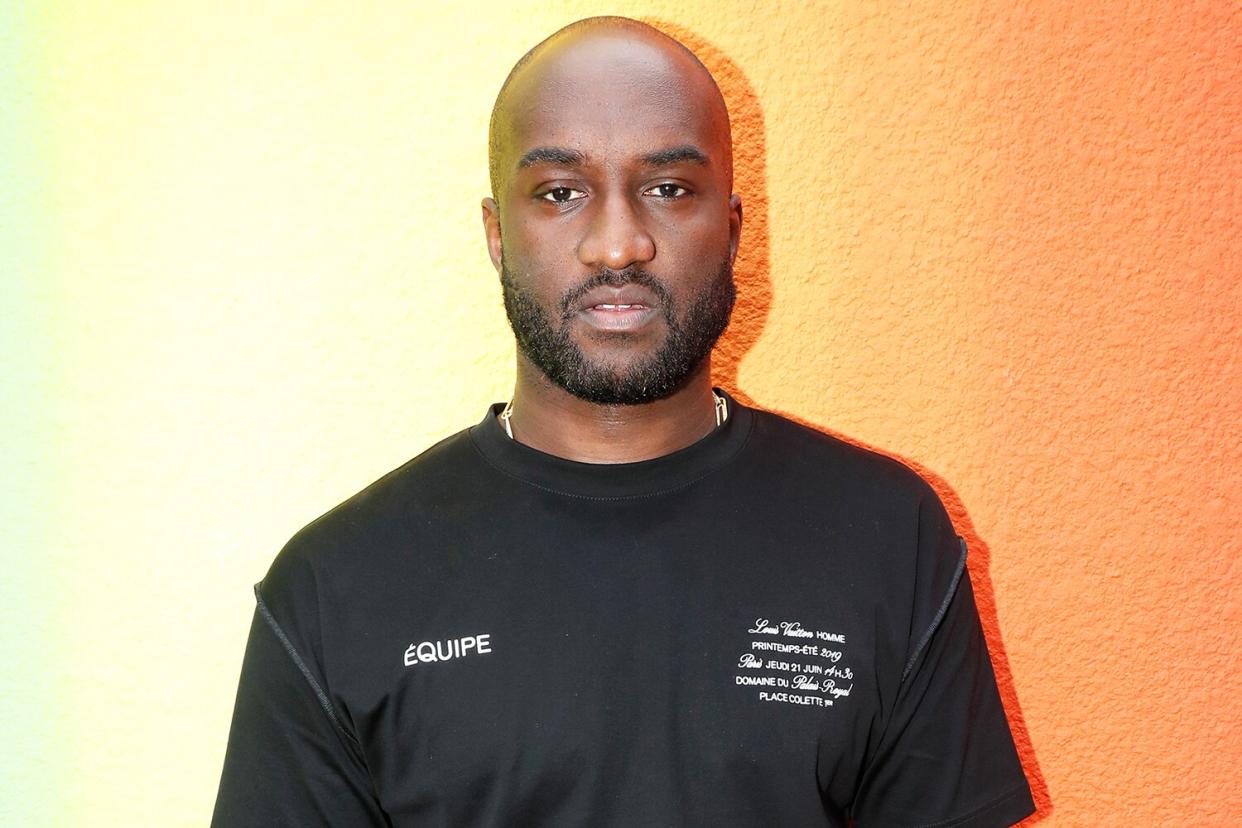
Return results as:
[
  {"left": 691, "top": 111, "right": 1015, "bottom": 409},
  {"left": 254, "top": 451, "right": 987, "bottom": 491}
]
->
[{"left": 212, "top": 393, "right": 1034, "bottom": 827}]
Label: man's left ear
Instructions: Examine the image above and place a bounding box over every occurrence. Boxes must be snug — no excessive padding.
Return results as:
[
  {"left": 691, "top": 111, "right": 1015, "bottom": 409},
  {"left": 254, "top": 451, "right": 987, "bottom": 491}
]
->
[
  {"left": 481, "top": 197, "right": 503, "bottom": 273},
  {"left": 728, "top": 193, "right": 743, "bottom": 264}
]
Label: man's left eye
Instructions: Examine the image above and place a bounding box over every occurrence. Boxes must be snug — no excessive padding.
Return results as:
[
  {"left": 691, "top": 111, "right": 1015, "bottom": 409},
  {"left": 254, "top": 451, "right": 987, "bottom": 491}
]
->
[{"left": 645, "top": 183, "right": 689, "bottom": 198}]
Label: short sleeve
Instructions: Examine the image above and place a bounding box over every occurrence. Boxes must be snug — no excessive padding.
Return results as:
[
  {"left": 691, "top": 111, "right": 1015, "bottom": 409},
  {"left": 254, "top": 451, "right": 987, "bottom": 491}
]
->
[
  {"left": 211, "top": 585, "right": 390, "bottom": 827},
  {"left": 850, "top": 494, "right": 1035, "bottom": 827}
]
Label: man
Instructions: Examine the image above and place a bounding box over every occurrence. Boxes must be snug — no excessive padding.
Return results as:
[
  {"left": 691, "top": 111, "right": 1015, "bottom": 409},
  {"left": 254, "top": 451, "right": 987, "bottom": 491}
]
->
[{"left": 213, "top": 16, "right": 1035, "bottom": 827}]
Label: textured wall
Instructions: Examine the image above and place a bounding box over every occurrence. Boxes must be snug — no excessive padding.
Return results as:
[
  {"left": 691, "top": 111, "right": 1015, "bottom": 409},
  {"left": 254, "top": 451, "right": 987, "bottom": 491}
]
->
[{"left": 3, "top": 1, "right": 1239, "bottom": 825}]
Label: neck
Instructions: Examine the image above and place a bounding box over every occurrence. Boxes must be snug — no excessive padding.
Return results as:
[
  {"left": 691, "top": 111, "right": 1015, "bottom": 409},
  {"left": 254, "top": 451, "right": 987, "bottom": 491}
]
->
[{"left": 504, "top": 356, "right": 720, "bottom": 464}]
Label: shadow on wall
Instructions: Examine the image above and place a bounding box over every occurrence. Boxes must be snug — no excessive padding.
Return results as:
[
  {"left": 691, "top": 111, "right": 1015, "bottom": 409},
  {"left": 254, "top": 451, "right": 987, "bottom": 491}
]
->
[{"left": 653, "top": 19, "right": 1051, "bottom": 824}]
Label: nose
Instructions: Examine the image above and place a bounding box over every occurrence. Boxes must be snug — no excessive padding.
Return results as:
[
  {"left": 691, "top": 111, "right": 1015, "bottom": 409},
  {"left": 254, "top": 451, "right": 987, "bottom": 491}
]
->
[{"left": 576, "top": 192, "right": 656, "bottom": 270}]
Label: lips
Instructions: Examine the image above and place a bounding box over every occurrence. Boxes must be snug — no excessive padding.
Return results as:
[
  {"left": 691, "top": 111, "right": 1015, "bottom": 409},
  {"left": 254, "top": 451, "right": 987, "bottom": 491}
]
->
[
  {"left": 573, "top": 285, "right": 662, "bottom": 333},
  {"left": 572, "top": 285, "right": 661, "bottom": 315},
  {"left": 590, "top": 302, "right": 646, "bottom": 311},
  {"left": 579, "top": 304, "right": 659, "bottom": 332}
]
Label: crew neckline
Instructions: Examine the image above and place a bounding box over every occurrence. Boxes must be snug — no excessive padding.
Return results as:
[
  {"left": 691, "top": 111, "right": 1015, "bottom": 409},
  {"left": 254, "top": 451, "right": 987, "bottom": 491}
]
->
[{"left": 467, "top": 388, "right": 754, "bottom": 500}]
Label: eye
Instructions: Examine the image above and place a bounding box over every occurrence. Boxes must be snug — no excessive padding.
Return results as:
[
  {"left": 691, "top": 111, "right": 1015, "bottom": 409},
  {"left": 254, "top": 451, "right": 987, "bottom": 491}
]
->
[
  {"left": 540, "top": 186, "right": 586, "bottom": 203},
  {"left": 644, "top": 182, "right": 690, "bottom": 199}
]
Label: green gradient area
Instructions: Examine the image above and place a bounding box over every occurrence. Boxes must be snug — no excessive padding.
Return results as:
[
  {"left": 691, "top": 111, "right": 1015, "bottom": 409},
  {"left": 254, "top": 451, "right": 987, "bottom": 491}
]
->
[{"left": 1, "top": 3, "right": 59, "bottom": 824}]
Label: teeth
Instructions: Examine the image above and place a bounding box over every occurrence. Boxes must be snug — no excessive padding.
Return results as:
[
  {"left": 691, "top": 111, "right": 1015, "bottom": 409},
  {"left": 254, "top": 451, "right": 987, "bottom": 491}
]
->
[{"left": 595, "top": 303, "right": 640, "bottom": 310}]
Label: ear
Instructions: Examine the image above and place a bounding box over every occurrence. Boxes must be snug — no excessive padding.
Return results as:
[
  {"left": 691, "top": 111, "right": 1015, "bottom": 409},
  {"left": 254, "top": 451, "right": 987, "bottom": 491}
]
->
[
  {"left": 728, "top": 193, "right": 743, "bottom": 265},
  {"left": 481, "top": 197, "right": 503, "bottom": 273}
]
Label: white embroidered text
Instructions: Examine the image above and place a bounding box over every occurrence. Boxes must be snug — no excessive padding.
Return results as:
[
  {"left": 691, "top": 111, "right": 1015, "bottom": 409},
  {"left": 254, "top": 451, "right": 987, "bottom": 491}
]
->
[
  {"left": 404, "top": 633, "right": 492, "bottom": 667},
  {"left": 734, "top": 618, "right": 854, "bottom": 709}
]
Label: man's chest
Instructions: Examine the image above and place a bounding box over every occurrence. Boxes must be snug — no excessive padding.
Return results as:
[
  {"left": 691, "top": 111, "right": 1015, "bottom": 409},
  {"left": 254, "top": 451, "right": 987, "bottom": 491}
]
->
[{"left": 325, "top": 518, "right": 893, "bottom": 825}]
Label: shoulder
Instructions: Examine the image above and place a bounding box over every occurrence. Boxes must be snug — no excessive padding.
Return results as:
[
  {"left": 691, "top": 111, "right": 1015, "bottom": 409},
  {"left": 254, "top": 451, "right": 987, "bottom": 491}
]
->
[
  {"left": 745, "top": 408, "right": 970, "bottom": 674},
  {"left": 741, "top": 406, "right": 960, "bottom": 596},
  {"left": 746, "top": 406, "right": 940, "bottom": 511},
  {"left": 260, "top": 426, "right": 477, "bottom": 602}
]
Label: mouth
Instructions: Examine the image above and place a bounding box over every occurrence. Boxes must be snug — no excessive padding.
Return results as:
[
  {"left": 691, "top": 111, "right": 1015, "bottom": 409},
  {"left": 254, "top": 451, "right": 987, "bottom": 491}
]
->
[
  {"left": 590, "top": 302, "right": 647, "bottom": 311},
  {"left": 566, "top": 281, "right": 665, "bottom": 333},
  {"left": 579, "top": 303, "right": 659, "bottom": 332}
]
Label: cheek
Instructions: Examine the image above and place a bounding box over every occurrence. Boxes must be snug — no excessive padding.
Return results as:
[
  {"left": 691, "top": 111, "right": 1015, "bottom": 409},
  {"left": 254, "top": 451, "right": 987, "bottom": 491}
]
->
[
  {"left": 653, "top": 204, "right": 731, "bottom": 254},
  {"left": 503, "top": 226, "right": 580, "bottom": 288},
  {"left": 655, "top": 217, "right": 731, "bottom": 280},
  {"left": 500, "top": 243, "right": 570, "bottom": 312}
]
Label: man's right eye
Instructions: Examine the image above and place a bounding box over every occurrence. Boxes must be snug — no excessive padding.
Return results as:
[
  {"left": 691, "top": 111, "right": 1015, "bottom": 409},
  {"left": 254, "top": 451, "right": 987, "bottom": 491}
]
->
[{"left": 540, "top": 187, "right": 585, "bottom": 203}]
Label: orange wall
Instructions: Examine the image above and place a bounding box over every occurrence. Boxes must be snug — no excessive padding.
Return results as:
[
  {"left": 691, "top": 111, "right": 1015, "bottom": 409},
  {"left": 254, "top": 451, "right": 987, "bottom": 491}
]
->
[{"left": 5, "top": 2, "right": 1238, "bottom": 824}]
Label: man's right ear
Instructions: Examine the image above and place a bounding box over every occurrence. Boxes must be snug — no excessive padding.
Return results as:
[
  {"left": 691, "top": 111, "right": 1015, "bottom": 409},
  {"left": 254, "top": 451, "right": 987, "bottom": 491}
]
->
[{"left": 481, "top": 198, "right": 503, "bottom": 273}]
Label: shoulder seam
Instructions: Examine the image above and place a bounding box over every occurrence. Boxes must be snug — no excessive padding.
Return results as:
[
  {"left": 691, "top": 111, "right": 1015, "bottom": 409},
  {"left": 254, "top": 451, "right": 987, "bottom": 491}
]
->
[
  {"left": 252, "top": 582, "right": 362, "bottom": 750},
  {"left": 900, "top": 536, "right": 968, "bottom": 684}
]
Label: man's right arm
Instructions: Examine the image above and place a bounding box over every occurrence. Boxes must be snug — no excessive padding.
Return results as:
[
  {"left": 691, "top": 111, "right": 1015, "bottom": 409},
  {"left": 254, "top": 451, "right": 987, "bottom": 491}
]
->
[{"left": 211, "top": 589, "right": 389, "bottom": 827}]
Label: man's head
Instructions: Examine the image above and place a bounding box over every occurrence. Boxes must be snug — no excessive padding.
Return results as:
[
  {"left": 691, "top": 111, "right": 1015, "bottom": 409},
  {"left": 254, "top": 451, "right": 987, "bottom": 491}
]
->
[{"left": 482, "top": 17, "right": 742, "bottom": 405}]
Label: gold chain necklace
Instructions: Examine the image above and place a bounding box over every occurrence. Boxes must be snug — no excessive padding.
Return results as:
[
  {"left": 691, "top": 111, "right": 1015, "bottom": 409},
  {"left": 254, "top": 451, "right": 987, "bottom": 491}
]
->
[{"left": 498, "top": 391, "right": 728, "bottom": 440}]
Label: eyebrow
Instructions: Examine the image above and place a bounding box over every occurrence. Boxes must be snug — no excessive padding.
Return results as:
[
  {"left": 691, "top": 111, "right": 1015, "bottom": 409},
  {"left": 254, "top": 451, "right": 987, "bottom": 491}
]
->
[
  {"left": 514, "top": 144, "right": 711, "bottom": 172},
  {"left": 640, "top": 145, "right": 710, "bottom": 167},
  {"left": 517, "top": 147, "right": 586, "bottom": 170}
]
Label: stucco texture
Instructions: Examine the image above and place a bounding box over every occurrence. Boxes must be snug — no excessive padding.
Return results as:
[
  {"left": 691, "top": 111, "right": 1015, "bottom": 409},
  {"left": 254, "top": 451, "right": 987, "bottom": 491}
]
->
[{"left": 3, "top": 1, "right": 1239, "bottom": 825}]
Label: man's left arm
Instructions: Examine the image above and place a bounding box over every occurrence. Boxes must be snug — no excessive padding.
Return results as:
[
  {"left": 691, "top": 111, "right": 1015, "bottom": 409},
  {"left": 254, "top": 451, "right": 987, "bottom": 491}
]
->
[{"left": 850, "top": 494, "right": 1035, "bottom": 827}]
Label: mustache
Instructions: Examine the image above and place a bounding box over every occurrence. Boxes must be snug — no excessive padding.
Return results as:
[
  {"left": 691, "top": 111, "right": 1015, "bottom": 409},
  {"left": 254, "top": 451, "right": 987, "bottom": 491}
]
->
[{"left": 558, "top": 267, "right": 673, "bottom": 320}]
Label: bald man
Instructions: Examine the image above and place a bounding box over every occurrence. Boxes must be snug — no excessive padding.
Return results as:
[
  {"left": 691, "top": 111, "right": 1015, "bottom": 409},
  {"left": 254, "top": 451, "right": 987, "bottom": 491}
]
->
[{"left": 213, "top": 18, "right": 1034, "bottom": 827}]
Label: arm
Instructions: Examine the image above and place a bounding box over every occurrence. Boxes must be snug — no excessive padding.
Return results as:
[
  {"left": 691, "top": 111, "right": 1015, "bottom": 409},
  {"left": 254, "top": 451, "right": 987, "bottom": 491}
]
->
[
  {"left": 211, "top": 586, "right": 390, "bottom": 827},
  {"left": 849, "top": 494, "right": 1035, "bottom": 827}
]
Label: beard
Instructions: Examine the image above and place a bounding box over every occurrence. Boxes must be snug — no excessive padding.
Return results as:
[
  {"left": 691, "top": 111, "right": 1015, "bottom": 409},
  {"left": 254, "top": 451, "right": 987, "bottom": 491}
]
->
[{"left": 500, "top": 255, "right": 736, "bottom": 405}]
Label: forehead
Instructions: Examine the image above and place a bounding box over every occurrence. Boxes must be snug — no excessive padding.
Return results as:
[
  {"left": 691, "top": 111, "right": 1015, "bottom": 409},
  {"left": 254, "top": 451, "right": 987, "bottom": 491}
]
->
[{"left": 496, "top": 34, "right": 729, "bottom": 174}]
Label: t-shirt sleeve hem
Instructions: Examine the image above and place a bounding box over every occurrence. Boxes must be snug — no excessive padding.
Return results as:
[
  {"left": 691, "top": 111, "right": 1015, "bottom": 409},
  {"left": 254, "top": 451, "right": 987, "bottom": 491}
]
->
[{"left": 912, "top": 785, "right": 1036, "bottom": 828}]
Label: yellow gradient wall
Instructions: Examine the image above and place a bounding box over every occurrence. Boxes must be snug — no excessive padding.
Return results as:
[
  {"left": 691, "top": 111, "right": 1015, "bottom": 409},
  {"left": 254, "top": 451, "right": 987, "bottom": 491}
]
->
[{"left": 3, "top": 2, "right": 1239, "bottom": 825}]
